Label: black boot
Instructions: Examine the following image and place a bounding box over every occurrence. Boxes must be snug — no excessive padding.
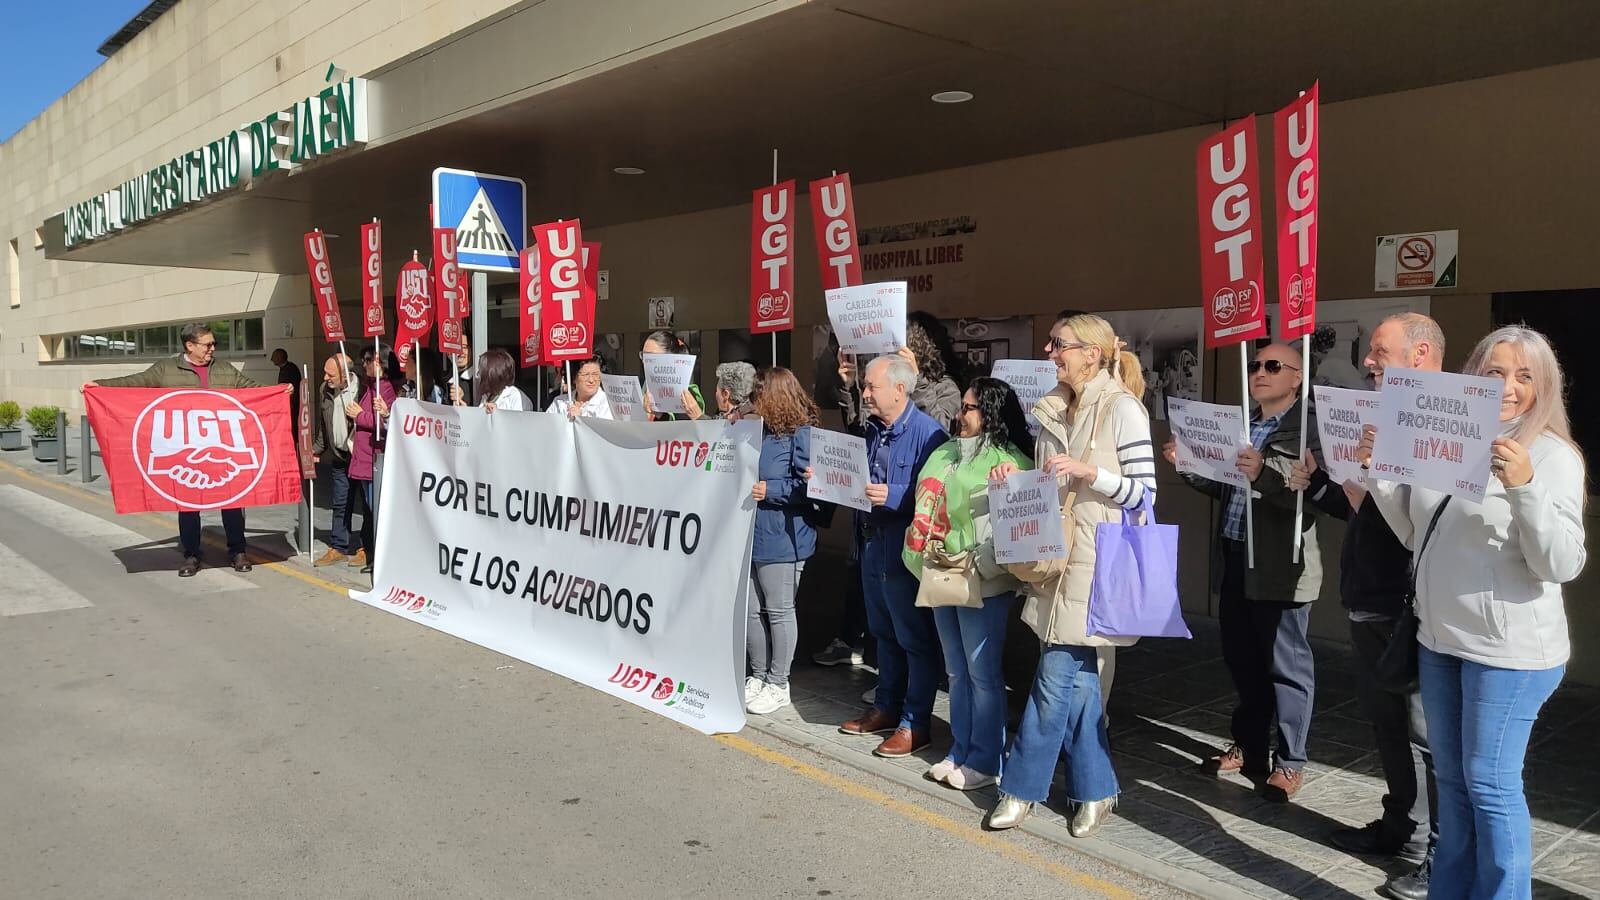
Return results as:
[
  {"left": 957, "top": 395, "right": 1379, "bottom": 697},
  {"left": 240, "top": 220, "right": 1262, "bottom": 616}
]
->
[{"left": 1384, "top": 844, "right": 1432, "bottom": 900}]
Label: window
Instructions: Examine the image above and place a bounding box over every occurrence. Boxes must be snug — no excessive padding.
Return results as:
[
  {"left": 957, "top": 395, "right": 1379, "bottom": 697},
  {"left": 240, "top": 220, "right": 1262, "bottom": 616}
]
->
[{"left": 49, "top": 316, "right": 266, "bottom": 362}]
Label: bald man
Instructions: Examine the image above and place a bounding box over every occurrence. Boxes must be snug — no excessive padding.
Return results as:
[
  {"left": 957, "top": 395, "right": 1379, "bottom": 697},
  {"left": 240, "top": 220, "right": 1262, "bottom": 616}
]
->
[{"left": 1164, "top": 342, "right": 1323, "bottom": 803}]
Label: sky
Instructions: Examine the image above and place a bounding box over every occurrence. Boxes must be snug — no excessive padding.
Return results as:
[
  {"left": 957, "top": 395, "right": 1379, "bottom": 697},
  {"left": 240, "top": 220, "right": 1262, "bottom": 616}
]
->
[{"left": 0, "top": 0, "right": 156, "bottom": 141}]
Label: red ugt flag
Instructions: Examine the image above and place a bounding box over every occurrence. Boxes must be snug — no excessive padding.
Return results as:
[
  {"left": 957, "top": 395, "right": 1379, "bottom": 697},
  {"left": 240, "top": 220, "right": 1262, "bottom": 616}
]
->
[
  {"left": 751, "top": 180, "right": 796, "bottom": 334},
  {"left": 85, "top": 386, "right": 302, "bottom": 515},
  {"left": 808, "top": 173, "right": 861, "bottom": 290},
  {"left": 1274, "top": 84, "right": 1319, "bottom": 341},
  {"left": 360, "top": 221, "right": 386, "bottom": 337},
  {"left": 1195, "top": 117, "right": 1268, "bottom": 349},
  {"left": 533, "top": 220, "right": 595, "bottom": 362},
  {"left": 304, "top": 230, "right": 346, "bottom": 341},
  {"left": 518, "top": 245, "right": 542, "bottom": 367}
]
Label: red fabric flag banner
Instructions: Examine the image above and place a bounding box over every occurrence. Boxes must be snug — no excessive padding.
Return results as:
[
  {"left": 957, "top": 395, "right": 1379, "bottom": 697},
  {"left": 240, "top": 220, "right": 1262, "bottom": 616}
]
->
[
  {"left": 751, "top": 180, "right": 796, "bottom": 334},
  {"left": 360, "top": 222, "right": 385, "bottom": 337},
  {"left": 1274, "top": 84, "right": 1319, "bottom": 341},
  {"left": 518, "top": 245, "right": 542, "bottom": 368},
  {"left": 1195, "top": 117, "right": 1269, "bottom": 349},
  {"left": 84, "top": 386, "right": 302, "bottom": 515},
  {"left": 394, "top": 258, "right": 432, "bottom": 367},
  {"left": 303, "top": 230, "right": 346, "bottom": 341},
  {"left": 297, "top": 374, "right": 315, "bottom": 480},
  {"left": 808, "top": 173, "right": 861, "bottom": 290},
  {"left": 433, "top": 227, "right": 467, "bottom": 322},
  {"left": 533, "top": 220, "right": 595, "bottom": 362}
]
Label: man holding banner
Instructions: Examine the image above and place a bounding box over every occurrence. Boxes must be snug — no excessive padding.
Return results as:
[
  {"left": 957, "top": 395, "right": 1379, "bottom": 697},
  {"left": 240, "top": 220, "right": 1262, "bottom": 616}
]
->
[
  {"left": 1164, "top": 342, "right": 1323, "bottom": 802},
  {"left": 82, "top": 322, "right": 294, "bottom": 576}
]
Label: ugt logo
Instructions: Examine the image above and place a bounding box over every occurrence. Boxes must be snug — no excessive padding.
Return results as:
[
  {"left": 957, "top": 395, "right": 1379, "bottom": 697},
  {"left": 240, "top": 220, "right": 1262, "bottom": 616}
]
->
[
  {"left": 132, "top": 390, "right": 266, "bottom": 509},
  {"left": 757, "top": 290, "right": 791, "bottom": 319},
  {"left": 655, "top": 440, "right": 713, "bottom": 470}
]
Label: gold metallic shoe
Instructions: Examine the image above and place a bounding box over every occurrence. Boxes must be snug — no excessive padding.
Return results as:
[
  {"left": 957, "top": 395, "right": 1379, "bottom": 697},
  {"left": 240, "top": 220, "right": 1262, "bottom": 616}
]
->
[
  {"left": 1069, "top": 797, "right": 1116, "bottom": 838},
  {"left": 986, "top": 794, "right": 1032, "bottom": 830}
]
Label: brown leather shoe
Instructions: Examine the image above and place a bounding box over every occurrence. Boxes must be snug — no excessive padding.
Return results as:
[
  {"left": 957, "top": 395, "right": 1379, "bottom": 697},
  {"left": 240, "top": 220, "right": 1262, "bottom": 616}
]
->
[
  {"left": 313, "top": 548, "right": 347, "bottom": 567},
  {"left": 1200, "top": 743, "right": 1269, "bottom": 778},
  {"left": 178, "top": 556, "right": 201, "bottom": 578},
  {"left": 347, "top": 549, "right": 368, "bottom": 568},
  {"left": 1263, "top": 766, "right": 1304, "bottom": 802},
  {"left": 230, "top": 553, "right": 253, "bottom": 573},
  {"left": 873, "top": 727, "right": 930, "bottom": 759},
  {"left": 839, "top": 707, "right": 899, "bottom": 736}
]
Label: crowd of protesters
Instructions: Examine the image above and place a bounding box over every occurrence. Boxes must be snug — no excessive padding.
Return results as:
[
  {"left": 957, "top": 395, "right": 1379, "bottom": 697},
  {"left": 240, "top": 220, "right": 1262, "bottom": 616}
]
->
[{"left": 86, "top": 309, "right": 1585, "bottom": 899}]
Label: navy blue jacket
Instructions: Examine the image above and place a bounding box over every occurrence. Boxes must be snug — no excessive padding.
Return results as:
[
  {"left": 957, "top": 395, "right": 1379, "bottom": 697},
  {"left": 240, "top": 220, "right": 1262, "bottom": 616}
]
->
[
  {"left": 857, "top": 403, "right": 949, "bottom": 532},
  {"left": 754, "top": 426, "right": 817, "bottom": 564}
]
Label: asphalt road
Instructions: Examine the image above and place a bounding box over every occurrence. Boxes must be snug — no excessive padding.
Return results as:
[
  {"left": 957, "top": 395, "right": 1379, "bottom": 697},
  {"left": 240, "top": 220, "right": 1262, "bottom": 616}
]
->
[{"left": 0, "top": 465, "right": 1184, "bottom": 899}]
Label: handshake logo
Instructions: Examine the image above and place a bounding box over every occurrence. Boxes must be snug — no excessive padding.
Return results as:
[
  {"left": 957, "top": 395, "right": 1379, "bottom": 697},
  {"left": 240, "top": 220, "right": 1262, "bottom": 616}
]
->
[{"left": 133, "top": 391, "right": 268, "bottom": 509}]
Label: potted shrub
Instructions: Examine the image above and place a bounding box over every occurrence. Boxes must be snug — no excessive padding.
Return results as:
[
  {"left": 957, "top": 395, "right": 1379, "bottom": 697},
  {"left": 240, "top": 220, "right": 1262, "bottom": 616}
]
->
[
  {"left": 27, "top": 405, "right": 61, "bottom": 462},
  {"left": 0, "top": 401, "right": 21, "bottom": 451}
]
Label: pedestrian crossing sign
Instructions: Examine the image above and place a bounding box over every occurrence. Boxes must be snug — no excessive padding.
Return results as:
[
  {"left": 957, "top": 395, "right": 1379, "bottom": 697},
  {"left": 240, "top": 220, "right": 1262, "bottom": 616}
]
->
[{"left": 431, "top": 168, "right": 527, "bottom": 272}]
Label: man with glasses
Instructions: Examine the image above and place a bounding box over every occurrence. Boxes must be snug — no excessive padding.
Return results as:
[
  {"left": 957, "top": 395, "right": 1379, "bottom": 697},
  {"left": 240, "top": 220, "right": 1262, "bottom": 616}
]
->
[
  {"left": 84, "top": 322, "right": 291, "bottom": 577},
  {"left": 1162, "top": 342, "right": 1325, "bottom": 803}
]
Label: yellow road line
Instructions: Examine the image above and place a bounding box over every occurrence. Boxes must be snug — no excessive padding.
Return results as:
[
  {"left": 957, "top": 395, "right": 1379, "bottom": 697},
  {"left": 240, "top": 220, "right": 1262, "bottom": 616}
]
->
[
  {"left": 714, "top": 733, "right": 1137, "bottom": 899},
  {"left": 1, "top": 458, "right": 1134, "bottom": 896}
]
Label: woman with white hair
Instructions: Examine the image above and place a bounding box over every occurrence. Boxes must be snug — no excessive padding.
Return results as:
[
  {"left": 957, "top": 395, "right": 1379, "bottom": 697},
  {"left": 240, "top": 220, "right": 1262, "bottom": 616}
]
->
[
  {"left": 715, "top": 361, "right": 757, "bottom": 421},
  {"left": 1367, "top": 325, "right": 1586, "bottom": 899}
]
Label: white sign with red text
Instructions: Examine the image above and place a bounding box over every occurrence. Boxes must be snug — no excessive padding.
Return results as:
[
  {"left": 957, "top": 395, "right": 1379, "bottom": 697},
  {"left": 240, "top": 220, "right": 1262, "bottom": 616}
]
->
[
  {"left": 990, "top": 359, "right": 1060, "bottom": 433},
  {"left": 806, "top": 427, "right": 871, "bottom": 513},
  {"left": 1370, "top": 367, "right": 1501, "bottom": 502},
  {"left": 1313, "top": 386, "right": 1380, "bottom": 486},
  {"left": 602, "top": 374, "right": 647, "bottom": 422},
  {"left": 1167, "top": 397, "right": 1248, "bottom": 488},
  {"left": 642, "top": 353, "right": 697, "bottom": 415},
  {"left": 825, "top": 281, "right": 907, "bottom": 356},
  {"left": 989, "top": 469, "right": 1067, "bottom": 565}
]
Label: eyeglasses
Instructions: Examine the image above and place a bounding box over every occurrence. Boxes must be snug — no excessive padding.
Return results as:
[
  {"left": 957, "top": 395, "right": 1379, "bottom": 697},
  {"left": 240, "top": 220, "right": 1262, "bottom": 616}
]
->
[
  {"left": 960, "top": 402, "right": 981, "bottom": 413},
  {"left": 1247, "top": 360, "right": 1301, "bottom": 375},
  {"left": 1048, "top": 337, "right": 1089, "bottom": 352},
  {"left": 191, "top": 340, "right": 216, "bottom": 349}
]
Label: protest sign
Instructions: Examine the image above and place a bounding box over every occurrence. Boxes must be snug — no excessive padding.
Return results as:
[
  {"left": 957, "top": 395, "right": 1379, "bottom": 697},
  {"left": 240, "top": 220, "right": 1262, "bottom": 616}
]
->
[
  {"left": 303, "top": 230, "right": 345, "bottom": 341},
  {"left": 433, "top": 227, "right": 467, "bottom": 321},
  {"left": 361, "top": 221, "right": 385, "bottom": 337},
  {"left": 296, "top": 374, "right": 314, "bottom": 480},
  {"left": 1167, "top": 397, "right": 1248, "bottom": 488},
  {"left": 751, "top": 180, "right": 796, "bottom": 333},
  {"left": 642, "top": 353, "right": 697, "bottom": 415},
  {"left": 84, "top": 387, "right": 302, "bottom": 515},
  {"left": 809, "top": 172, "right": 861, "bottom": 289},
  {"left": 602, "top": 374, "right": 647, "bottom": 421},
  {"left": 989, "top": 469, "right": 1066, "bottom": 565},
  {"left": 517, "top": 245, "right": 541, "bottom": 367},
  {"left": 825, "top": 281, "right": 907, "bottom": 356},
  {"left": 990, "top": 359, "right": 1059, "bottom": 431},
  {"left": 1274, "top": 85, "right": 1319, "bottom": 341},
  {"left": 1195, "top": 117, "right": 1268, "bottom": 349},
  {"left": 1370, "top": 367, "right": 1502, "bottom": 502},
  {"left": 806, "top": 428, "right": 871, "bottom": 512},
  {"left": 533, "top": 220, "right": 596, "bottom": 362},
  {"left": 354, "top": 402, "right": 760, "bottom": 734},
  {"left": 1313, "top": 386, "right": 1380, "bottom": 485},
  {"left": 394, "top": 258, "right": 432, "bottom": 357}
]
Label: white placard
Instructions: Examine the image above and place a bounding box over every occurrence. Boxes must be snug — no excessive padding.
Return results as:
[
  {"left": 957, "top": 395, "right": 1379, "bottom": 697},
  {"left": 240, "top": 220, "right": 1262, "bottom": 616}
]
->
[
  {"left": 825, "top": 281, "right": 908, "bottom": 355},
  {"left": 1313, "top": 386, "right": 1381, "bottom": 486},
  {"left": 806, "top": 428, "right": 871, "bottom": 512},
  {"left": 989, "top": 359, "right": 1060, "bottom": 432},
  {"left": 1370, "top": 367, "right": 1502, "bottom": 502},
  {"left": 601, "top": 374, "right": 646, "bottom": 421},
  {"left": 1167, "top": 397, "right": 1248, "bottom": 488},
  {"left": 642, "top": 353, "right": 697, "bottom": 415},
  {"left": 989, "top": 469, "right": 1066, "bottom": 564},
  {"left": 352, "top": 400, "right": 760, "bottom": 735},
  {"left": 1375, "top": 231, "right": 1458, "bottom": 292}
]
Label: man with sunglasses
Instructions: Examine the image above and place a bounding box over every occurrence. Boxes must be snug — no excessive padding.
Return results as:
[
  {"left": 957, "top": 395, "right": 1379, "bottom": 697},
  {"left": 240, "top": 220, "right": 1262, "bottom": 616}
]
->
[
  {"left": 1163, "top": 342, "right": 1324, "bottom": 803},
  {"left": 84, "top": 322, "right": 291, "bottom": 576}
]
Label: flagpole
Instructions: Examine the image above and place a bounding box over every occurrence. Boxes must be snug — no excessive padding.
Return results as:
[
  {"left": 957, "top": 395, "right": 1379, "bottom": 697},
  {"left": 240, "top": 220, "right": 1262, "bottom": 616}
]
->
[
  {"left": 302, "top": 363, "right": 313, "bottom": 561},
  {"left": 1239, "top": 343, "right": 1255, "bottom": 569},
  {"left": 1292, "top": 332, "right": 1311, "bottom": 562},
  {"left": 772, "top": 147, "right": 780, "bottom": 367}
]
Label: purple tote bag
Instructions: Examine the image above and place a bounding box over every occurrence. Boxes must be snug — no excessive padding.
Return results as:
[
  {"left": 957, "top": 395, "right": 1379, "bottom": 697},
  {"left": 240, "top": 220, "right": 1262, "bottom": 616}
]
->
[{"left": 1086, "top": 494, "right": 1191, "bottom": 640}]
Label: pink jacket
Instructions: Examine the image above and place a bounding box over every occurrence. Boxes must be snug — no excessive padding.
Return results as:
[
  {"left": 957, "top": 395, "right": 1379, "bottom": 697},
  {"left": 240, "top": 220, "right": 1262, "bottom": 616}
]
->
[{"left": 351, "top": 378, "right": 397, "bottom": 481}]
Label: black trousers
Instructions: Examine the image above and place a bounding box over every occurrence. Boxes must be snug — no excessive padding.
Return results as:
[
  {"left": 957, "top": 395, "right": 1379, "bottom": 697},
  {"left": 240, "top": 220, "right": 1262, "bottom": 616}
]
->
[
  {"left": 1350, "top": 616, "right": 1437, "bottom": 850},
  {"left": 1219, "top": 540, "right": 1315, "bottom": 770},
  {"left": 178, "top": 508, "right": 245, "bottom": 558}
]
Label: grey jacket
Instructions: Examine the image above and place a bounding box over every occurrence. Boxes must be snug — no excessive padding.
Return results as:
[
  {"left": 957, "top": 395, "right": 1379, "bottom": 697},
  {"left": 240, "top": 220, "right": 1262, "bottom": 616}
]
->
[{"left": 97, "top": 356, "right": 262, "bottom": 389}]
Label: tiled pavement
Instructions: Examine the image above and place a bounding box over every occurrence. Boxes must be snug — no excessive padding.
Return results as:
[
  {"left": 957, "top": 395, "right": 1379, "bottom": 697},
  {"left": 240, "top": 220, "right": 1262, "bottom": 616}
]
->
[{"left": 756, "top": 626, "right": 1600, "bottom": 899}]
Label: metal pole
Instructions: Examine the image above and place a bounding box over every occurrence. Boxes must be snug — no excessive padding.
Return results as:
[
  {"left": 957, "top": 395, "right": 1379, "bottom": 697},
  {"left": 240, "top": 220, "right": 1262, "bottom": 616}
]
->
[
  {"left": 56, "top": 409, "right": 67, "bottom": 476},
  {"left": 1292, "top": 332, "right": 1310, "bottom": 563},
  {"left": 80, "top": 415, "right": 92, "bottom": 483},
  {"left": 471, "top": 270, "right": 488, "bottom": 389},
  {"left": 1239, "top": 343, "right": 1255, "bottom": 569},
  {"left": 303, "top": 362, "right": 313, "bottom": 561}
]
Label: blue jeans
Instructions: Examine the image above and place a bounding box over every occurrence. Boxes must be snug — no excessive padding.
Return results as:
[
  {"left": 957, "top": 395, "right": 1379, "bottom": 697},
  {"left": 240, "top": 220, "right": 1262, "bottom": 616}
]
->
[
  {"left": 328, "top": 459, "right": 355, "bottom": 553},
  {"left": 1000, "top": 642, "right": 1118, "bottom": 804},
  {"left": 1420, "top": 646, "right": 1563, "bottom": 900},
  {"left": 861, "top": 532, "right": 939, "bottom": 731},
  {"left": 933, "top": 594, "right": 1012, "bottom": 776}
]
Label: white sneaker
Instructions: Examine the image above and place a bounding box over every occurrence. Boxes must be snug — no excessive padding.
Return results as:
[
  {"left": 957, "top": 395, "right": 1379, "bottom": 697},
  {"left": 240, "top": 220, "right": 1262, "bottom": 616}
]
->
[
  {"left": 747, "top": 682, "right": 791, "bottom": 715},
  {"left": 927, "top": 758, "right": 958, "bottom": 783},
  {"left": 744, "top": 676, "right": 765, "bottom": 704},
  {"left": 945, "top": 765, "right": 998, "bottom": 791},
  {"left": 861, "top": 686, "right": 876, "bottom": 705}
]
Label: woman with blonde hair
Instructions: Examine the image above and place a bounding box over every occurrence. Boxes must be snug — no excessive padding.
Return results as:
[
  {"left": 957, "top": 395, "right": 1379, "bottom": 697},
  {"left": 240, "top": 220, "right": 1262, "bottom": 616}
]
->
[
  {"left": 985, "top": 312, "right": 1152, "bottom": 836},
  {"left": 1367, "top": 325, "right": 1586, "bottom": 899}
]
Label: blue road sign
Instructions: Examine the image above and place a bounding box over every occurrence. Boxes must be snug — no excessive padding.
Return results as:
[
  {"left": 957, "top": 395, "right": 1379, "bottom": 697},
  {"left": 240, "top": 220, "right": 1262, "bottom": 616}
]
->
[{"left": 431, "top": 168, "right": 527, "bottom": 272}]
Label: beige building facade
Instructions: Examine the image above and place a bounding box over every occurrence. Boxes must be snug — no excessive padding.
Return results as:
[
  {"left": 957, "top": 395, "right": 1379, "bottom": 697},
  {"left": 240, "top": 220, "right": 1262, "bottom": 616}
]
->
[{"left": 3, "top": 0, "right": 1598, "bottom": 678}]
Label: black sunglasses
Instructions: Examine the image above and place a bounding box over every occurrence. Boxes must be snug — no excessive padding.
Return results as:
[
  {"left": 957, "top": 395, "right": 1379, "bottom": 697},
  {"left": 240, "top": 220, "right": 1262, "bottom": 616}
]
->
[{"left": 1247, "top": 360, "right": 1301, "bottom": 375}]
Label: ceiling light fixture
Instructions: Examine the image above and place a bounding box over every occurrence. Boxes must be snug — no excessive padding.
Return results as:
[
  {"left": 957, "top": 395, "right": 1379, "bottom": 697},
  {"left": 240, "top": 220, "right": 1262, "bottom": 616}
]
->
[
  {"left": 931, "top": 90, "right": 974, "bottom": 104},
  {"left": 613, "top": 166, "right": 646, "bottom": 175}
]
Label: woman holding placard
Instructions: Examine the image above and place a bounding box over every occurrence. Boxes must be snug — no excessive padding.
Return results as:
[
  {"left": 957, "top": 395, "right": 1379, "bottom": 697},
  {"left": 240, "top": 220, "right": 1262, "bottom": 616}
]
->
[
  {"left": 984, "top": 313, "right": 1154, "bottom": 837},
  {"left": 640, "top": 330, "right": 705, "bottom": 421},
  {"left": 743, "top": 368, "right": 820, "bottom": 716},
  {"left": 1366, "top": 326, "right": 1586, "bottom": 899},
  {"left": 902, "top": 377, "right": 1033, "bottom": 791}
]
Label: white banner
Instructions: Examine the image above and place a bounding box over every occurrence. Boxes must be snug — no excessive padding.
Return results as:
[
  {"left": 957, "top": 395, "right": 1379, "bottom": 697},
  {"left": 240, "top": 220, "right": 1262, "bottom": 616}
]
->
[
  {"left": 825, "top": 281, "right": 907, "bottom": 355},
  {"left": 1167, "top": 397, "right": 1248, "bottom": 488},
  {"left": 806, "top": 427, "right": 871, "bottom": 512},
  {"left": 601, "top": 374, "right": 646, "bottom": 421},
  {"left": 989, "top": 359, "right": 1059, "bottom": 432},
  {"left": 1370, "top": 367, "right": 1501, "bottom": 502},
  {"left": 642, "top": 353, "right": 697, "bottom": 415},
  {"left": 352, "top": 400, "right": 760, "bottom": 734},
  {"left": 989, "top": 469, "right": 1065, "bottom": 564},
  {"left": 1313, "top": 386, "right": 1381, "bottom": 485}
]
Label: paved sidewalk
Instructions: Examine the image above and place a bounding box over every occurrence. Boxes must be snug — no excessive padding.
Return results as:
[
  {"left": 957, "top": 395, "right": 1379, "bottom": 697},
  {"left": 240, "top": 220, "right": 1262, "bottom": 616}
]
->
[{"left": 14, "top": 434, "right": 1600, "bottom": 898}]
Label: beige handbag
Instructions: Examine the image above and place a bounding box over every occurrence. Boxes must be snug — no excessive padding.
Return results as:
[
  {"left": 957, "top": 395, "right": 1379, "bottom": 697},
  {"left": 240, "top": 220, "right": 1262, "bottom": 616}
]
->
[{"left": 914, "top": 487, "right": 986, "bottom": 608}]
